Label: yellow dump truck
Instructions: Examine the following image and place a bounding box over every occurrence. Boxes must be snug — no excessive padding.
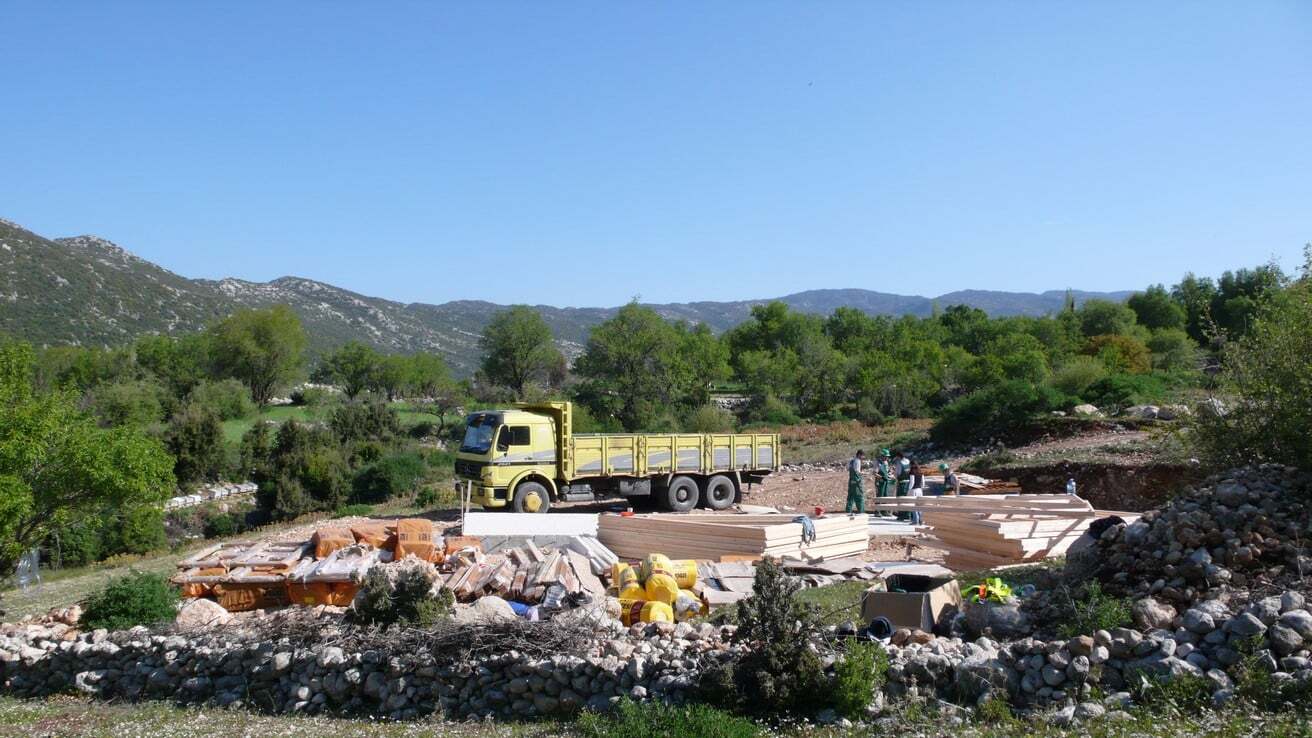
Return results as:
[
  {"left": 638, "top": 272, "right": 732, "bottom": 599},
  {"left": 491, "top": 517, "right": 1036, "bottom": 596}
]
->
[{"left": 454, "top": 401, "right": 780, "bottom": 513}]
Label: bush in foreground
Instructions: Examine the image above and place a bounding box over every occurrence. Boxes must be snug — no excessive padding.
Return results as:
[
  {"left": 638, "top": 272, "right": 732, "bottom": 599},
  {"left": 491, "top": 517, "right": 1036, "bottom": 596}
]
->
[
  {"left": 576, "top": 699, "right": 761, "bottom": 738},
  {"left": 699, "top": 558, "right": 827, "bottom": 715},
  {"left": 352, "top": 566, "right": 452, "bottom": 627},
  {"left": 81, "top": 571, "right": 179, "bottom": 631}
]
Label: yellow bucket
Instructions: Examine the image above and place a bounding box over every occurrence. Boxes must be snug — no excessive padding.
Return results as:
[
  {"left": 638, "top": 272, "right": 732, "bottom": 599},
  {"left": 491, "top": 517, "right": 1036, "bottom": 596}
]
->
[
  {"left": 612, "top": 562, "right": 639, "bottom": 592},
  {"left": 640, "top": 553, "right": 673, "bottom": 581},
  {"left": 669, "top": 559, "right": 698, "bottom": 589},
  {"left": 640, "top": 601, "right": 675, "bottom": 623},
  {"left": 618, "top": 583, "right": 646, "bottom": 601},
  {"left": 644, "top": 573, "right": 679, "bottom": 606}
]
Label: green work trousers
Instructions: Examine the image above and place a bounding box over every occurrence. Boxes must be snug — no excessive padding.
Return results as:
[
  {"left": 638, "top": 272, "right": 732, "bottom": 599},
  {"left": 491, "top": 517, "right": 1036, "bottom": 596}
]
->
[
  {"left": 896, "top": 480, "right": 912, "bottom": 521},
  {"left": 846, "top": 482, "right": 865, "bottom": 514}
]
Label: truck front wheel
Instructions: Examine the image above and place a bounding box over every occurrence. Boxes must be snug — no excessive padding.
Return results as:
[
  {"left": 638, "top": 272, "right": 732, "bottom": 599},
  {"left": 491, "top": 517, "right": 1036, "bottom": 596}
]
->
[
  {"left": 701, "top": 475, "right": 736, "bottom": 510},
  {"left": 663, "top": 476, "right": 698, "bottom": 512},
  {"left": 513, "top": 482, "right": 552, "bottom": 514}
]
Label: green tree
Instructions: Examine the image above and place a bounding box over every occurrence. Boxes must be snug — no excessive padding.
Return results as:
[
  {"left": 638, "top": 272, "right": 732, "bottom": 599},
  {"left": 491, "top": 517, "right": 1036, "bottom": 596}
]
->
[
  {"left": 478, "top": 306, "right": 563, "bottom": 399},
  {"left": 134, "top": 334, "right": 209, "bottom": 397},
  {"left": 1084, "top": 334, "right": 1152, "bottom": 374},
  {"left": 1146, "top": 329, "right": 1199, "bottom": 373},
  {"left": 84, "top": 379, "right": 168, "bottom": 428},
  {"left": 0, "top": 341, "right": 175, "bottom": 577},
  {"left": 574, "top": 304, "right": 692, "bottom": 431},
  {"left": 1127, "top": 285, "right": 1187, "bottom": 331},
  {"left": 405, "top": 353, "right": 467, "bottom": 434},
  {"left": 186, "top": 378, "right": 255, "bottom": 420},
  {"left": 1077, "top": 299, "right": 1139, "bottom": 337},
  {"left": 1192, "top": 283, "right": 1312, "bottom": 470},
  {"left": 165, "top": 404, "right": 226, "bottom": 485},
  {"left": 371, "top": 354, "right": 409, "bottom": 401},
  {"left": 323, "top": 341, "right": 381, "bottom": 400},
  {"left": 208, "top": 305, "right": 307, "bottom": 406}
]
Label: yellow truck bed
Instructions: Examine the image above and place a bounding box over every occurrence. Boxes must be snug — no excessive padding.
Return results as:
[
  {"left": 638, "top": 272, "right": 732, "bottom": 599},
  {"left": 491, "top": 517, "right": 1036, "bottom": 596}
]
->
[{"left": 566, "top": 432, "right": 779, "bottom": 480}]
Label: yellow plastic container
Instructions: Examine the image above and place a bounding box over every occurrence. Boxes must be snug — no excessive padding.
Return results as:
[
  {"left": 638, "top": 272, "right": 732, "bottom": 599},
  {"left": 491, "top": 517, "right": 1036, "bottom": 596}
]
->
[
  {"left": 644, "top": 572, "right": 680, "bottom": 606},
  {"left": 613, "top": 562, "right": 639, "bottom": 590},
  {"left": 621, "top": 597, "right": 675, "bottom": 625},
  {"left": 640, "top": 601, "right": 675, "bottom": 623},
  {"left": 640, "top": 553, "right": 673, "bottom": 582},
  {"left": 669, "top": 559, "right": 698, "bottom": 589}
]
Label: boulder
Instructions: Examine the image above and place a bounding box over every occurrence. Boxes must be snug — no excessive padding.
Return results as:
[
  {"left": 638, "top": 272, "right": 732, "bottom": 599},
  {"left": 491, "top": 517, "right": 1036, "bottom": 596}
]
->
[
  {"left": 1132, "top": 598, "right": 1176, "bottom": 631},
  {"left": 1122, "top": 405, "right": 1159, "bottom": 420},
  {"left": 1072, "top": 404, "right": 1103, "bottom": 417},
  {"left": 175, "top": 598, "right": 232, "bottom": 630}
]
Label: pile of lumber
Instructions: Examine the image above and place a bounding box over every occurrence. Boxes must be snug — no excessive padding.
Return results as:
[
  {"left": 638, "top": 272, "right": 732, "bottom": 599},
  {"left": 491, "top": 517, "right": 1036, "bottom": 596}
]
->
[
  {"left": 870, "top": 494, "right": 1136, "bottom": 570},
  {"left": 442, "top": 542, "right": 605, "bottom": 604},
  {"left": 597, "top": 513, "right": 869, "bottom": 562}
]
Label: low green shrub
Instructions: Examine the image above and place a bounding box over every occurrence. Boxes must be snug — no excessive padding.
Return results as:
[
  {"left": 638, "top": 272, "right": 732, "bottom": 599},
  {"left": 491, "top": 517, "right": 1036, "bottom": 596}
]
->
[
  {"left": 335, "top": 503, "right": 374, "bottom": 517},
  {"left": 351, "top": 452, "right": 427, "bottom": 504},
  {"left": 290, "top": 386, "right": 335, "bottom": 406},
  {"left": 685, "top": 404, "right": 736, "bottom": 433},
  {"left": 415, "top": 485, "right": 458, "bottom": 510},
  {"left": 352, "top": 566, "right": 452, "bottom": 627},
  {"left": 81, "top": 571, "right": 179, "bottom": 631},
  {"left": 575, "top": 699, "right": 762, "bottom": 738},
  {"left": 1056, "top": 581, "right": 1132, "bottom": 638},
  {"left": 187, "top": 378, "right": 255, "bottom": 420},
  {"left": 831, "top": 640, "right": 889, "bottom": 719}
]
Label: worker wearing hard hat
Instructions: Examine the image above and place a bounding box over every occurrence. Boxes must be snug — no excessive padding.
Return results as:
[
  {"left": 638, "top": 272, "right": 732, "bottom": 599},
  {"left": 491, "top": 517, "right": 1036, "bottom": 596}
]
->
[{"left": 875, "top": 449, "right": 896, "bottom": 514}]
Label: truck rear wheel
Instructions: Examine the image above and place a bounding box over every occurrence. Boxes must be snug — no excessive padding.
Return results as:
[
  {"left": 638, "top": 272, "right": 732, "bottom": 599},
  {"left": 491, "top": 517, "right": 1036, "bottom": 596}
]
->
[
  {"left": 663, "top": 476, "right": 698, "bottom": 512},
  {"left": 701, "top": 475, "right": 736, "bottom": 510},
  {"left": 513, "top": 481, "right": 551, "bottom": 514}
]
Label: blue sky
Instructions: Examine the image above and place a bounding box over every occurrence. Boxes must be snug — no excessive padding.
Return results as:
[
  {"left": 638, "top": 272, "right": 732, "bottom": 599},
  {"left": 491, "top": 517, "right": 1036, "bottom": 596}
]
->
[{"left": 2, "top": 2, "right": 1309, "bottom": 306}]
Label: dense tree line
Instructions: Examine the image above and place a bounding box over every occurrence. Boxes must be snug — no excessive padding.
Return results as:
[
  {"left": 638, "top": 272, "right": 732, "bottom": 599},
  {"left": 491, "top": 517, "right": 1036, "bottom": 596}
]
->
[{"left": 471, "top": 261, "right": 1296, "bottom": 441}]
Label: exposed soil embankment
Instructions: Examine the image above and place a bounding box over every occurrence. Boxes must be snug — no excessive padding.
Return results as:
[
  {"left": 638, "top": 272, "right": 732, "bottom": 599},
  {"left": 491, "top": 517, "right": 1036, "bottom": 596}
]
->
[{"left": 968, "top": 461, "right": 1204, "bottom": 512}]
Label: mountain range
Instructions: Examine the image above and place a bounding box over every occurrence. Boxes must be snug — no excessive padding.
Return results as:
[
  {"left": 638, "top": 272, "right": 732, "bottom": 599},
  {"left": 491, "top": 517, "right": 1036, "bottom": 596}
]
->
[{"left": 0, "top": 218, "right": 1134, "bottom": 375}]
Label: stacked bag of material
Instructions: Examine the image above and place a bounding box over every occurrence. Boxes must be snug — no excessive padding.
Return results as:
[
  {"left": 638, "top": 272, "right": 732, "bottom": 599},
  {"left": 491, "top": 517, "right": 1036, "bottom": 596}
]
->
[{"left": 612, "top": 554, "right": 706, "bottom": 626}]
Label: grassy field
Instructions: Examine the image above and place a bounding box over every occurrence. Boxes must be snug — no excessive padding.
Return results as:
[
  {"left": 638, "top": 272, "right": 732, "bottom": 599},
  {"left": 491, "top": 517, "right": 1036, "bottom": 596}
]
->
[
  {"left": 769, "top": 419, "right": 932, "bottom": 465},
  {"left": 1, "top": 696, "right": 1308, "bottom": 738}
]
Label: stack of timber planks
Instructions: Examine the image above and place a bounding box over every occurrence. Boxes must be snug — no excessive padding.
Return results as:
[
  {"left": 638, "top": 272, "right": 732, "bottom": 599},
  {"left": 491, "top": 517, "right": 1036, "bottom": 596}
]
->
[
  {"left": 443, "top": 543, "right": 606, "bottom": 604},
  {"left": 870, "top": 494, "right": 1137, "bottom": 570},
  {"left": 597, "top": 513, "right": 869, "bottom": 562}
]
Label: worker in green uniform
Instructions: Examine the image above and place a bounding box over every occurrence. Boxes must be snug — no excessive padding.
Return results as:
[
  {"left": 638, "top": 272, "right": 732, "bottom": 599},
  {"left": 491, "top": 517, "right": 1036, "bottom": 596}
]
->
[
  {"left": 893, "top": 451, "right": 913, "bottom": 521},
  {"left": 845, "top": 449, "right": 867, "bottom": 514},
  {"left": 875, "top": 448, "right": 896, "bottom": 517}
]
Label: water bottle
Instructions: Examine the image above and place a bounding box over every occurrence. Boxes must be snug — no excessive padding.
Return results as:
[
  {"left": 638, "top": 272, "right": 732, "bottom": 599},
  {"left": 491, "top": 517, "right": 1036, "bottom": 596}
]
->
[{"left": 1066, "top": 478, "right": 1077, "bottom": 496}]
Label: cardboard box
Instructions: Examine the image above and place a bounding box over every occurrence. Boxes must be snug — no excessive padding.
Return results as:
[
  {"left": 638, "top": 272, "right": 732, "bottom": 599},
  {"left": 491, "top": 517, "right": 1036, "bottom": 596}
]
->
[{"left": 860, "top": 574, "right": 962, "bottom": 632}]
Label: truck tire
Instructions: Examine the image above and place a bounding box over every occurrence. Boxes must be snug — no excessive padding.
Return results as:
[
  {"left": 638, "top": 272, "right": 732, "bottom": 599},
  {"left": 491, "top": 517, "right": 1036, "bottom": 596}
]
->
[
  {"left": 513, "top": 481, "right": 551, "bottom": 514},
  {"left": 701, "top": 475, "right": 736, "bottom": 510},
  {"left": 663, "top": 476, "right": 698, "bottom": 512}
]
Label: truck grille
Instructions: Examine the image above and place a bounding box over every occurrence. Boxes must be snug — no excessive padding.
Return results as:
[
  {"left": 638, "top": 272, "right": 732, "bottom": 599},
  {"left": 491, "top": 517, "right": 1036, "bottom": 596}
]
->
[{"left": 455, "top": 460, "right": 485, "bottom": 478}]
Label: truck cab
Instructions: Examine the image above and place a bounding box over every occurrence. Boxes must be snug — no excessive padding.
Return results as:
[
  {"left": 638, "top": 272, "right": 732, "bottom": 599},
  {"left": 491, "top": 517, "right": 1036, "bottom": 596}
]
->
[{"left": 455, "top": 406, "right": 560, "bottom": 512}]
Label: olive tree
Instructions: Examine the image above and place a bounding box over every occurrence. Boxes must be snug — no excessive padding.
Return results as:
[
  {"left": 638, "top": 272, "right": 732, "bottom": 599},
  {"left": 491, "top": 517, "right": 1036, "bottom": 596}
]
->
[
  {"left": 208, "top": 305, "right": 307, "bottom": 406},
  {"left": 478, "top": 306, "right": 563, "bottom": 399},
  {"left": 0, "top": 341, "right": 175, "bottom": 579}
]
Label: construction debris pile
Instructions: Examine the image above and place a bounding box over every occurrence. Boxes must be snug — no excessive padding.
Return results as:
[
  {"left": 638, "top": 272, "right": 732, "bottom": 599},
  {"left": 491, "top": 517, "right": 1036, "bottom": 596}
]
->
[{"left": 171, "top": 518, "right": 616, "bottom": 615}]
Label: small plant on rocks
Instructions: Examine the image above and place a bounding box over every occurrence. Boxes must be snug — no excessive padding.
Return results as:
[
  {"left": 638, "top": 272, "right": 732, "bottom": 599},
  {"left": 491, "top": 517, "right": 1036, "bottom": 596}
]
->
[
  {"left": 831, "top": 640, "right": 889, "bottom": 719},
  {"left": 1056, "top": 581, "right": 1132, "bottom": 638},
  {"left": 81, "top": 571, "right": 180, "bottom": 631},
  {"left": 352, "top": 566, "right": 453, "bottom": 627}
]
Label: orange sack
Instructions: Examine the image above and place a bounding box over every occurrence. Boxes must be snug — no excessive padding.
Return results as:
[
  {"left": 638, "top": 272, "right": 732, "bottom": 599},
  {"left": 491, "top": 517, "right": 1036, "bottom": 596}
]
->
[
  {"left": 311, "top": 526, "right": 355, "bottom": 558},
  {"left": 350, "top": 522, "right": 397, "bottom": 551},
  {"left": 395, "top": 518, "right": 438, "bottom": 561}
]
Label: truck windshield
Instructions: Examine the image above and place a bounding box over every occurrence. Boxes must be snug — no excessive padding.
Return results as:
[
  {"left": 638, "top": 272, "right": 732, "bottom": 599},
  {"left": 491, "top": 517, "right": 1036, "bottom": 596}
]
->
[{"left": 460, "top": 413, "right": 501, "bottom": 454}]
